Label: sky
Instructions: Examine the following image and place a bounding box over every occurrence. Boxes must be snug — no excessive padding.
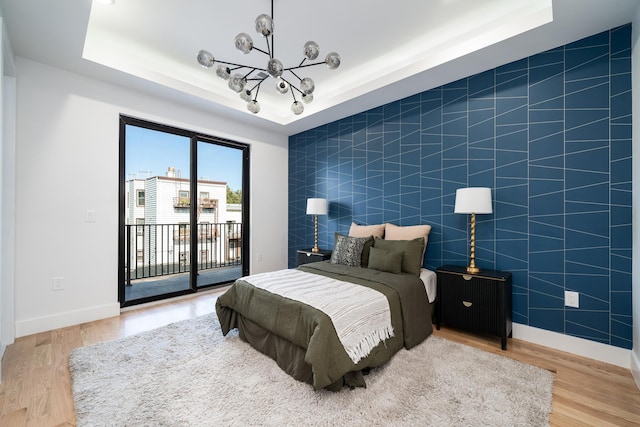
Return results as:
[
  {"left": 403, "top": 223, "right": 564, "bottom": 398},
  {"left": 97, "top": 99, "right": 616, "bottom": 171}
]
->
[{"left": 124, "top": 125, "right": 243, "bottom": 191}]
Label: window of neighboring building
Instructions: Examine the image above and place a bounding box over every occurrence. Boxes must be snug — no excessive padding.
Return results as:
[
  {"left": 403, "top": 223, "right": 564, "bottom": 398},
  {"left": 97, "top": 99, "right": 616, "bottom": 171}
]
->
[
  {"left": 137, "top": 190, "right": 145, "bottom": 206},
  {"left": 136, "top": 218, "right": 145, "bottom": 236},
  {"left": 179, "top": 190, "right": 189, "bottom": 199}
]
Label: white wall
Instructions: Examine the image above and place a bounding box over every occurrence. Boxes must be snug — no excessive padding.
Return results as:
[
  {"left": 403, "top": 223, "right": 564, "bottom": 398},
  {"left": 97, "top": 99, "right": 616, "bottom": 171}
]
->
[
  {"left": 0, "top": 15, "right": 17, "bottom": 375},
  {"left": 13, "top": 57, "right": 289, "bottom": 337}
]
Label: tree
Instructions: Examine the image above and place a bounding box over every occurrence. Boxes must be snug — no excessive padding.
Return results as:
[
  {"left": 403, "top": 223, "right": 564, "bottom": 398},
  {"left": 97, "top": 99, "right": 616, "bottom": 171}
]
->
[{"left": 226, "top": 185, "right": 242, "bottom": 204}]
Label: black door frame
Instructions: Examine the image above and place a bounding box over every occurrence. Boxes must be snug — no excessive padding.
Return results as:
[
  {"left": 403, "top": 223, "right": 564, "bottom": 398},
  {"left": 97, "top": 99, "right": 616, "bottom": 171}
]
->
[{"left": 118, "top": 115, "right": 250, "bottom": 307}]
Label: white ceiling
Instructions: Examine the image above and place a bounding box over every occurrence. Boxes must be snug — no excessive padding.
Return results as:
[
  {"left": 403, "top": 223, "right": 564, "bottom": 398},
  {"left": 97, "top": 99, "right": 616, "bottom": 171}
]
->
[{"left": 1, "top": 0, "right": 638, "bottom": 136}]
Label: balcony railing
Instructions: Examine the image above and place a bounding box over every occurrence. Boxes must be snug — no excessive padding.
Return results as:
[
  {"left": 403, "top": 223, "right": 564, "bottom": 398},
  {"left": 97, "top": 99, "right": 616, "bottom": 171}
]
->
[{"left": 125, "top": 222, "right": 241, "bottom": 285}]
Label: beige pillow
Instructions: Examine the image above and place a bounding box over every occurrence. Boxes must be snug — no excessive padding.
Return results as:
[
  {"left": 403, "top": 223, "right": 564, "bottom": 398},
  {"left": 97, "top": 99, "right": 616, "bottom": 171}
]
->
[
  {"left": 384, "top": 223, "right": 431, "bottom": 257},
  {"left": 349, "top": 222, "right": 385, "bottom": 238}
]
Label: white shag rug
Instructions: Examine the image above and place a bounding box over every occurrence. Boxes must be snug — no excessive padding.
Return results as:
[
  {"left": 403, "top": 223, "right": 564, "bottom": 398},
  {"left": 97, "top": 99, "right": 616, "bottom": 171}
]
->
[{"left": 69, "top": 313, "right": 554, "bottom": 426}]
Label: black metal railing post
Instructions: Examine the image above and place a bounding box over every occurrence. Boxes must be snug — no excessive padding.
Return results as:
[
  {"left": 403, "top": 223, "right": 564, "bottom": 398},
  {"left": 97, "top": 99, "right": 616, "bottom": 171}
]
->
[{"left": 126, "top": 224, "right": 132, "bottom": 286}]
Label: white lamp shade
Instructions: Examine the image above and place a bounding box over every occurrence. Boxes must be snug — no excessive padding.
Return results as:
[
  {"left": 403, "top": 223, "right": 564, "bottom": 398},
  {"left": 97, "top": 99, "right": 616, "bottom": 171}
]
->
[
  {"left": 306, "top": 198, "right": 327, "bottom": 215},
  {"left": 454, "top": 187, "right": 493, "bottom": 214}
]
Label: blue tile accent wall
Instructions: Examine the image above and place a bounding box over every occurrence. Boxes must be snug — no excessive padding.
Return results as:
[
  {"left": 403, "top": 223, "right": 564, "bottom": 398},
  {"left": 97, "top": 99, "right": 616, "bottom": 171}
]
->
[{"left": 288, "top": 25, "right": 632, "bottom": 349}]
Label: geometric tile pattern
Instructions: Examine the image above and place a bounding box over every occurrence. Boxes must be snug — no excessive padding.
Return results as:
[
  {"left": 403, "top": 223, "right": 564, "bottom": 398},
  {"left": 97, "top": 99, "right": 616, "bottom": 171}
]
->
[{"left": 288, "top": 25, "right": 632, "bottom": 349}]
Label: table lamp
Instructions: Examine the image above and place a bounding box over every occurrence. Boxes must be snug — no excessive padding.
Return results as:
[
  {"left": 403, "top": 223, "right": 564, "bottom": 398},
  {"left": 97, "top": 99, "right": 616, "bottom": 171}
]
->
[
  {"left": 306, "top": 198, "right": 327, "bottom": 253},
  {"left": 454, "top": 187, "right": 493, "bottom": 273}
]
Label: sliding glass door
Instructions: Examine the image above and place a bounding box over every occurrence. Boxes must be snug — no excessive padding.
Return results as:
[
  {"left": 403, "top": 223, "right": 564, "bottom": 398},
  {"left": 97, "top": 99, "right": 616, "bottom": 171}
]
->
[
  {"left": 195, "top": 140, "right": 246, "bottom": 288},
  {"left": 119, "top": 116, "right": 249, "bottom": 307}
]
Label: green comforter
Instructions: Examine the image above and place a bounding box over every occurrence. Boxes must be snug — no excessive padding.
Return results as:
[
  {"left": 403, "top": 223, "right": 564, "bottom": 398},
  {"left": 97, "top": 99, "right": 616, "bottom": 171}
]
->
[{"left": 216, "top": 262, "right": 433, "bottom": 390}]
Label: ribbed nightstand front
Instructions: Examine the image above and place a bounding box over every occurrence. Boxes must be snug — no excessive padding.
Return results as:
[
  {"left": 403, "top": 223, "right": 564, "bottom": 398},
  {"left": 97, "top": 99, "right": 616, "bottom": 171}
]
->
[{"left": 436, "top": 265, "right": 512, "bottom": 350}]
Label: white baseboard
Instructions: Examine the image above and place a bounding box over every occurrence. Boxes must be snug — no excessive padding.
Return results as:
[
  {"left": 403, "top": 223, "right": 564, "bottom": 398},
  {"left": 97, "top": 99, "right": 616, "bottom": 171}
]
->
[
  {"left": 512, "top": 323, "right": 631, "bottom": 369},
  {"left": 15, "top": 303, "right": 120, "bottom": 338},
  {"left": 631, "top": 349, "right": 640, "bottom": 391}
]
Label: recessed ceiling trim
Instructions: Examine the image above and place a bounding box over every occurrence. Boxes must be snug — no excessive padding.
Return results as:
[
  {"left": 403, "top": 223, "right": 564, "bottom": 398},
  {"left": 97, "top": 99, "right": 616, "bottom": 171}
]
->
[{"left": 82, "top": 0, "right": 553, "bottom": 126}]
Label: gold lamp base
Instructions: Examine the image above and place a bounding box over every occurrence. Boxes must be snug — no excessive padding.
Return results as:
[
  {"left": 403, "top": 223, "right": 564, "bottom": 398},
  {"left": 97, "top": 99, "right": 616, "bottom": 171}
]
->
[
  {"left": 312, "top": 214, "right": 320, "bottom": 252},
  {"left": 466, "top": 212, "right": 480, "bottom": 274}
]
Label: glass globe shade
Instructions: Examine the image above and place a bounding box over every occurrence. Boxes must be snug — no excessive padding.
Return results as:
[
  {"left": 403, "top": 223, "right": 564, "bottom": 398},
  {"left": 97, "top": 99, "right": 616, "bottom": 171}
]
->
[
  {"left": 275, "top": 78, "right": 289, "bottom": 94},
  {"left": 216, "top": 65, "right": 231, "bottom": 80},
  {"left": 325, "top": 52, "right": 341, "bottom": 70},
  {"left": 303, "top": 41, "right": 319, "bottom": 60},
  {"left": 291, "top": 101, "right": 304, "bottom": 115},
  {"left": 234, "top": 33, "right": 254, "bottom": 54},
  {"left": 247, "top": 100, "right": 261, "bottom": 114},
  {"left": 228, "top": 73, "right": 247, "bottom": 93},
  {"left": 255, "top": 14, "right": 274, "bottom": 37},
  {"left": 196, "top": 50, "right": 215, "bottom": 68},
  {"left": 240, "top": 89, "right": 253, "bottom": 102},
  {"left": 301, "top": 93, "right": 314, "bottom": 104},
  {"left": 300, "top": 77, "right": 315, "bottom": 95},
  {"left": 267, "top": 58, "right": 284, "bottom": 78}
]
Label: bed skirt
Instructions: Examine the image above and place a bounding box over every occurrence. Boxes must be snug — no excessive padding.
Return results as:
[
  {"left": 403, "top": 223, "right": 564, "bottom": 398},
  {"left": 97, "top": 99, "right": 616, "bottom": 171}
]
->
[{"left": 234, "top": 302, "right": 435, "bottom": 391}]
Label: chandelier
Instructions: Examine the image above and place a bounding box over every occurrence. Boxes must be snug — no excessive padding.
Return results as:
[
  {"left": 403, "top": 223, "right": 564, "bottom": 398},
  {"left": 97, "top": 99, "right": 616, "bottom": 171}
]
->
[{"left": 196, "top": 0, "right": 341, "bottom": 116}]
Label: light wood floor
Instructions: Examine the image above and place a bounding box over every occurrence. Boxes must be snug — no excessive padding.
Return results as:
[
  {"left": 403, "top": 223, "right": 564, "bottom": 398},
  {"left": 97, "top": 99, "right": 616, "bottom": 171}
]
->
[{"left": 1, "top": 289, "right": 639, "bottom": 426}]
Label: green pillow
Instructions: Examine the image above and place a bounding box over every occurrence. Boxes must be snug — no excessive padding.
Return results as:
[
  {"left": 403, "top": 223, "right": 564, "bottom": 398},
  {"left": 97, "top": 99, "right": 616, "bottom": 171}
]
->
[
  {"left": 361, "top": 237, "right": 375, "bottom": 267},
  {"left": 373, "top": 237, "right": 424, "bottom": 276},
  {"left": 367, "top": 247, "right": 403, "bottom": 274}
]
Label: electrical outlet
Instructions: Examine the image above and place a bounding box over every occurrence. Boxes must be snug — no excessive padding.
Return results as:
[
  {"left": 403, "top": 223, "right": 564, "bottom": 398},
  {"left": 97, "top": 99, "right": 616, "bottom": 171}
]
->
[
  {"left": 565, "top": 290, "right": 579, "bottom": 308},
  {"left": 52, "top": 277, "right": 64, "bottom": 291},
  {"left": 256, "top": 252, "right": 263, "bottom": 262},
  {"left": 86, "top": 210, "right": 96, "bottom": 223}
]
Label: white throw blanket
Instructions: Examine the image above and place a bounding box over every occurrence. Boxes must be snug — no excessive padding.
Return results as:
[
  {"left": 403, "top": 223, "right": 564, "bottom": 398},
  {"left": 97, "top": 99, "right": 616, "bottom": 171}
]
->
[{"left": 242, "top": 269, "right": 394, "bottom": 364}]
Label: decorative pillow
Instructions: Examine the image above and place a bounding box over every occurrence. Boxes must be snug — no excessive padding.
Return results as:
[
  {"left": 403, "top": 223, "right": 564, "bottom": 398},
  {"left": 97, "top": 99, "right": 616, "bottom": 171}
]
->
[
  {"left": 373, "top": 237, "right": 424, "bottom": 276},
  {"left": 330, "top": 233, "right": 373, "bottom": 267},
  {"left": 349, "top": 222, "right": 385, "bottom": 238},
  {"left": 356, "top": 238, "right": 372, "bottom": 268},
  {"left": 349, "top": 222, "right": 385, "bottom": 266},
  {"left": 367, "top": 247, "right": 403, "bottom": 274},
  {"left": 384, "top": 223, "right": 432, "bottom": 259}
]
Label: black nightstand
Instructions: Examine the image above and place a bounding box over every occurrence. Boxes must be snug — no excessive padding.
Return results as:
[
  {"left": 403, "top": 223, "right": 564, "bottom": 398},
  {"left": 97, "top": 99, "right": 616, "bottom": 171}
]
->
[
  {"left": 436, "top": 265, "right": 512, "bottom": 350},
  {"left": 296, "top": 248, "right": 332, "bottom": 266}
]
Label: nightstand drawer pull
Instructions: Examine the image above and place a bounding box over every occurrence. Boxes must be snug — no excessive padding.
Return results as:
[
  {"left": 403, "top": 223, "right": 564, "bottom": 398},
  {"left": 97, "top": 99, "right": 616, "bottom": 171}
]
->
[
  {"left": 462, "top": 274, "right": 472, "bottom": 281},
  {"left": 462, "top": 301, "right": 473, "bottom": 308}
]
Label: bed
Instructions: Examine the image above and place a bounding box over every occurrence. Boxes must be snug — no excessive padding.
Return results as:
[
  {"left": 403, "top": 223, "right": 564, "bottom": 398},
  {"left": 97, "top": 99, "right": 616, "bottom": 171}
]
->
[{"left": 215, "top": 223, "right": 435, "bottom": 391}]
